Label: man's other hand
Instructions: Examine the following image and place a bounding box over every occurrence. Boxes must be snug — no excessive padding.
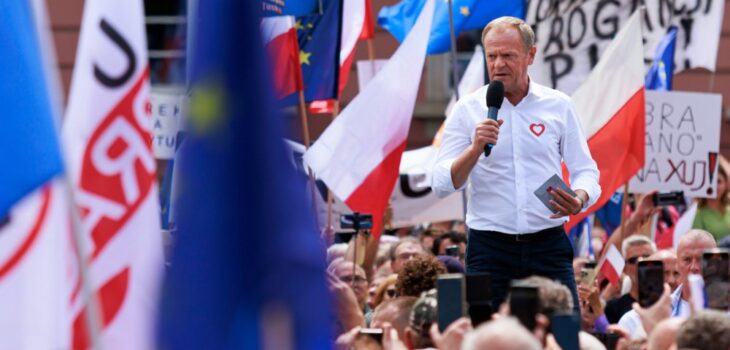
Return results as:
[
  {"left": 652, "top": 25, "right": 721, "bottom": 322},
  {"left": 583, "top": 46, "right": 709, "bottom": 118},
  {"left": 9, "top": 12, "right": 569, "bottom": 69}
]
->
[{"left": 549, "top": 188, "right": 587, "bottom": 218}]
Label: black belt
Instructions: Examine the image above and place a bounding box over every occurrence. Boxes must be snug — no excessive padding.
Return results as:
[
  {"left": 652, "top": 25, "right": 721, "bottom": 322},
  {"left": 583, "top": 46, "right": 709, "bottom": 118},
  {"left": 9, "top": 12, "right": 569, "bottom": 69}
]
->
[{"left": 472, "top": 225, "right": 565, "bottom": 243}]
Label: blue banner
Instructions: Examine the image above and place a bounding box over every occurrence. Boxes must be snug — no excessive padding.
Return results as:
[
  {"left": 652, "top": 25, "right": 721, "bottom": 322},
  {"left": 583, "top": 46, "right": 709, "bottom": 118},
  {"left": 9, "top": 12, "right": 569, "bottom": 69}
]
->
[
  {"left": 379, "top": 0, "right": 525, "bottom": 54},
  {"left": 157, "top": 0, "right": 331, "bottom": 348},
  {"left": 281, "top": 0, "right": 341, "bottom": 105},
  {"left": 645, "top": 27, "right": 677, "bottom": 91},
  {"left": 262, "top": 0, "right": 322, "bottom": 17},
  {"left": 0, "top": 2, "right": 63, "bottom": 218}
]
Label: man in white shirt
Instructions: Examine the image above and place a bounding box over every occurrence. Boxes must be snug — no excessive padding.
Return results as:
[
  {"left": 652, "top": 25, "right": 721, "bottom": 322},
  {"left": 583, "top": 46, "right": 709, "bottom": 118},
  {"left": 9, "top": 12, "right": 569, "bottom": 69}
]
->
[
  {"left": 431, "top": 16, "right": 600, "bottom": 311},
  {"left": 617, "top": 230, "right": 715, "bottom": 337}
]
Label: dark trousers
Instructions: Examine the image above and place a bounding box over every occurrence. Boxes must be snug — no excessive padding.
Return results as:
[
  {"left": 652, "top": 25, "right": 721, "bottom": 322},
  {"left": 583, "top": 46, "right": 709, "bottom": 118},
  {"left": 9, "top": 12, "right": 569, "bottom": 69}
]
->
[{"left": 466, "top": 226, "right": 579, "bottom": 314}]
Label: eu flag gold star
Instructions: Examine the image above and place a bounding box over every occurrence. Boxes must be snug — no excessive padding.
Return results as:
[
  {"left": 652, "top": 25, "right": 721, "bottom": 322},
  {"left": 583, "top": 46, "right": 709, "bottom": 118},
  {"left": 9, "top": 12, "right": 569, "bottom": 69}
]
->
[
  {"left": 294, "top": 20, "right": 304, "bottom": 31},
  {"left": 460, "top": 6, "right": 470, "bottom": 16},
  {"left": 300, "top": 51, "right": 312, "bottom": 65}
]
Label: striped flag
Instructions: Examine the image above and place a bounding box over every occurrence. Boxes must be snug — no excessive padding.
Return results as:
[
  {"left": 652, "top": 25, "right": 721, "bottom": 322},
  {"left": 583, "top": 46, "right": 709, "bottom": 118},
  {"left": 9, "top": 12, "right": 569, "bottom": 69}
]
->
[
  {"left": 566, "top": 11, "right": 645, "bottom": 231},
  {"left": 261, "top": 16, "right": 303, "bottom": 99},
  {"left": 598, "top": 244, "right": 625, "bottom": 286},
  {"left": 304, "top": 0, "right": 435, "bottom": 237},
  {"left": 310, "top": 0, "right": 375, "bottom": 113}
]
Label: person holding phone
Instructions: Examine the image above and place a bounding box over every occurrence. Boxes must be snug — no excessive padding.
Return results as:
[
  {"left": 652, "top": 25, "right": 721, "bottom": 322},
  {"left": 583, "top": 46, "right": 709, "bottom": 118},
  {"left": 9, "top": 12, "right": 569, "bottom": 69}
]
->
[
  {"left": 617, "top": 230, "right": 716, "bottom": 337},
  {"left": 431, "top": 16, "right": 600, "bottom": 312}
]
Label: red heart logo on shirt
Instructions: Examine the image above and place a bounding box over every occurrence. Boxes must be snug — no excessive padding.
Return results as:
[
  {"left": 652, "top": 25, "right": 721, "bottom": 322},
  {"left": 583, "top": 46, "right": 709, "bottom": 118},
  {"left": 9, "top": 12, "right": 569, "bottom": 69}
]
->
[{"left": 530, "top": 123, "right": 545, "bottom": 137}]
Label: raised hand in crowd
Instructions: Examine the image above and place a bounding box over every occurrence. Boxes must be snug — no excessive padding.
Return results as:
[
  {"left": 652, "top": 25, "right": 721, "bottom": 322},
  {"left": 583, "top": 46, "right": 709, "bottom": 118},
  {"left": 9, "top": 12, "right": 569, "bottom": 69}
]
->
[
  {"left": 632, "top": 283, "right": 672, "bottom": 334},
  {"left": 327, "top": 271, "right": 366, "bottom": 332},
  {"left": 578, "top": 283, "right": 604, "bottom": 331},
  {"left": 382, "top": 322, "right": 408, "bottom": 350},
  {"left": 429, "top": 317, "right": 472, "bottom": 350}
]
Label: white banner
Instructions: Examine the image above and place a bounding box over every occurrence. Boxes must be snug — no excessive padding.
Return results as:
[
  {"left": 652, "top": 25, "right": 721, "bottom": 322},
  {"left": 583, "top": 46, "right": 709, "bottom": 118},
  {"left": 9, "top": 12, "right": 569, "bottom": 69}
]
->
[
  {"left": 150, "top": 91, "right": 183, "bottom": 159},
  {"left": 527, "top": 0, "right": 725, "bottom": 94},
  {"left": 629, "top": 91, "right": 722, "bottom": 197}
]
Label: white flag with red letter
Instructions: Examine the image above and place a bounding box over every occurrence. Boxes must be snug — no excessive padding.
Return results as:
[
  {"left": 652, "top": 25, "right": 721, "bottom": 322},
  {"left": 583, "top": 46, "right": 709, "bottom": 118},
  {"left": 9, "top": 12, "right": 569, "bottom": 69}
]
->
[
  {"left": 62, "top": 0, "right": 163, "bottom": 348},
  {"left": 598, "top": 244, "right": 625, "bottom": 286},
  {"left": 566, "top": 11, "right": 645, "bottom": 231},
  {"left": 304, "top": 0, "right": 435, "bottom": 237}
]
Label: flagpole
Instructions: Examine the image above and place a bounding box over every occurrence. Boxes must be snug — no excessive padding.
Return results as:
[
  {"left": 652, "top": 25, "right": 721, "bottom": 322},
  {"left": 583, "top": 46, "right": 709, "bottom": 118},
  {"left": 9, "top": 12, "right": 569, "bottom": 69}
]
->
[
  {"left": 325, "top": 101, "right": 341, "bottom": 237},
  {"left": 32, "top": 0, "right": 104, "bottom": 344},
  {"left": 446, "top": 0, "right": 468, "bottom": 221},
  {"left": 619, "top": 183, "right": 630, "bottom": 243},
  {"left": 447, "top": 0, "right": 460, "bottom": 101}
]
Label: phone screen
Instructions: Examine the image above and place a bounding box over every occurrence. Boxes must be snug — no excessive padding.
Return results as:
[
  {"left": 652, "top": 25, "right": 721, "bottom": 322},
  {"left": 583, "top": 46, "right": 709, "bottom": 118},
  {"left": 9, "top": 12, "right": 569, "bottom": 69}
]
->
[
  {"left": 465, "top": 273, "right": 492, "bottom": 326},
  {"left": 437, "top": 274, "right": 466, "bottom": 331},
  {"left": 509, "top": 285, "right": 539, "bottom": 331},
  {"left": 702, "top": 249, "right": 730, "bottom": 310},
  {"left": 550, "top": 313, "right": 580, "bottom": 350},
  {"left": 638, "top": 260, "right": 664, "bottom": 308}
]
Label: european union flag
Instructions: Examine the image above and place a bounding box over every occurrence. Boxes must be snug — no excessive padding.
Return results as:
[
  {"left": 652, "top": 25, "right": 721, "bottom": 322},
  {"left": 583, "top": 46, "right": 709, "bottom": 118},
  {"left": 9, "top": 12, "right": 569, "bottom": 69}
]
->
[
  {"left": 281, "top": 0, "right": 341, "bottom": 105},
  {"left": 645, "top": 27, "right": 677, "bottom": 91},
  {"left": 262, "top": 0, "right": 322, "bottom": 17},
  {"left": 157, "top": 0, "right": 331, "bottom": 349},
  {"left": 0, "top": 2, "right": 63, "bottom": 218},
  {"left": 379, "top": 0, "right": 525, "bottom": 54}
]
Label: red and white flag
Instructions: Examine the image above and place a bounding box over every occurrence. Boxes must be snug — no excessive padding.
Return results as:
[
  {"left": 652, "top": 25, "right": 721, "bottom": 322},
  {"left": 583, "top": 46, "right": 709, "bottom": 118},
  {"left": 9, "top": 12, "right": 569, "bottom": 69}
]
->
[
  {"left": 310, "top": 0, "right": 374, "bottom": 113},
  {"left": 566, "top": 11, "right": 645, "bottom": 231},
  {"left": 261, "top": 16, "right": 303, "bottom": 99},
  {"left": 62, "top": 0, "right": 163, "bottom": 348},
  {"left": 303, "top": 0, "right": 435, "bottom": 237},
  {"left": 598, "top": 244, "right": 626, "bottom": 286}
]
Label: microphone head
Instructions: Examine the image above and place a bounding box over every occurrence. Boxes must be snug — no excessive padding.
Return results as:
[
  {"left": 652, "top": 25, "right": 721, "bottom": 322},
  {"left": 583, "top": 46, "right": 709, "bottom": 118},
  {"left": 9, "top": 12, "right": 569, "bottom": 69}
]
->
[{"left": 486, "top": 80, "right": 505, "bottom": 109}]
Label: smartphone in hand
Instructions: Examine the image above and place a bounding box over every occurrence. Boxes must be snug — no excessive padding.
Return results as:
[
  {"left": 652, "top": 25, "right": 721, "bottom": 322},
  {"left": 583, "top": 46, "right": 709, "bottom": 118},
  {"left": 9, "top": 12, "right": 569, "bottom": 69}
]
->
[
  {"left": 638, "top": 260, "right": 664, "bottom": 308},
  {"left": 509, "top": 282, "right": 539, "bottom": 331},
  {"left": 702, "top": 248, "right": 730, "bottom": 310}
]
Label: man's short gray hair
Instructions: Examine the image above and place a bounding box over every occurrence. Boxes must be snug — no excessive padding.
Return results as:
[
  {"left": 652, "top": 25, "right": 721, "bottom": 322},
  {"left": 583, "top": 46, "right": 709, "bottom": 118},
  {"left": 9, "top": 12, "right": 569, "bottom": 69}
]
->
[
  {"left": 676, "top": 310, "right": 730, "bottom": 350},
  {"left": 481, "top": 16, "right": 535, "bottom": 51},
  {"left": 621, "top": 235, "right": 656, "bottom": 257},
  {"left": 461, "top": 317, "right": 541, "bottom": 350}
]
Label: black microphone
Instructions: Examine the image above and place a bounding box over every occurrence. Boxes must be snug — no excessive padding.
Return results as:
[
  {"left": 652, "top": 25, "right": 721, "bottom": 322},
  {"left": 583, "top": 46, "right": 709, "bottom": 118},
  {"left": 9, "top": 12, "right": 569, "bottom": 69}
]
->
[{"left": 484, "top": 80, "right": 504, "bottom": 157}]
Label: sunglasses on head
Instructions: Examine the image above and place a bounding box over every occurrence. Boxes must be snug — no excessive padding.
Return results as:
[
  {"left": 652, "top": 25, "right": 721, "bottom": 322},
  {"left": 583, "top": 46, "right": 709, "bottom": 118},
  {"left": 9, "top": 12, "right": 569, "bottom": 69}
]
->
[{"left": 626, "top": 254, "right": 651, "bottom": 265}]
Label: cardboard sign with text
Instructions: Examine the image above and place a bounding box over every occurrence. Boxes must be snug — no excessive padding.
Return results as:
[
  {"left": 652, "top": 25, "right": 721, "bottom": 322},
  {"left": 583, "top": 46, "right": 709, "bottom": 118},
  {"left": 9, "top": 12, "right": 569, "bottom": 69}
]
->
[
  {"left": 629, "top": 91, "right": 722, "bottom": 198},
  {"left": 527, "top": 0, "right": 725, "bottom": 94}
]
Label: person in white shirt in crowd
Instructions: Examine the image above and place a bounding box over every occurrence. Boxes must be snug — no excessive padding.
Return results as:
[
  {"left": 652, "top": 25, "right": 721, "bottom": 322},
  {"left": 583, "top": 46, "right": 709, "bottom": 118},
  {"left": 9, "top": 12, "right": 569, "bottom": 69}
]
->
[
  {"left": 617, "top": 229, "right": 716, "bottom": 338},
  {"left": 431, "top": 16, "right": 600, "bottom": 311},
  {"left": 605, "top": 236, "right": 657, "bottom": 324}
]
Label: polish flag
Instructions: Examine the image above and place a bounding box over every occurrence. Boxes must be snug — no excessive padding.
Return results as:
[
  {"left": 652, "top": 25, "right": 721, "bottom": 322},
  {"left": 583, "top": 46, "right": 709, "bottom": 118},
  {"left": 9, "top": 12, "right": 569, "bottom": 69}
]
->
[
  {"left": 598, "top": 244, "right": 625, "bottom": 286},
  {"left": 310, "top": 0, "right": 374, "bottom": 114},
  {"left": 62, "top": 0, "right": 164, "bottom": 348},
  {"left": 566, "top": 11, "right": 645, "bottom": 231},
  {"left": 261, "top": 16, "right": 303, "bottom": 99},
  {"left": 303, "top": 0, "right": 435, "bottom": 237}
]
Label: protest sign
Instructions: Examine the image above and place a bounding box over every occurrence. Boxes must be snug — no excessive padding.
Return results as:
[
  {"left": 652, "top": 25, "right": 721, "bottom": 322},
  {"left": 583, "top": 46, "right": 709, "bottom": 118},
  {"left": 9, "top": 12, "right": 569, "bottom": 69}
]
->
[
  {"left": 629, "top": 91, "right": 722, "bottom": 197},
  {"left": 150, "top": 90, "right": 184, "bottom": 159},
  {"left": 526, "top": 0, "right": 725, "bottom": 94}
]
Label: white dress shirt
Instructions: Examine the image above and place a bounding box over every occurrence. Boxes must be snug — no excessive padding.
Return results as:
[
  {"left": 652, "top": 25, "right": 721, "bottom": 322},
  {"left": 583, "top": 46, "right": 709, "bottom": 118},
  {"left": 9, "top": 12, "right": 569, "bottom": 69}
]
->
[{"left": 431, "top": 80, "right": 601, "bottom": 233}]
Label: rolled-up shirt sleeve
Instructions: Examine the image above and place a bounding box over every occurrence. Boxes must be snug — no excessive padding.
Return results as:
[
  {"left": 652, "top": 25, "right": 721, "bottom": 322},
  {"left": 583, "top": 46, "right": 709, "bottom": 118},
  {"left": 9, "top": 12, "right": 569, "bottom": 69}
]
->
[
  {"left": 431, "top": 103, "right": 472, "bottom": 198},
  {"left": 562, "top": 102, "right": 601, "bottom": 209}
]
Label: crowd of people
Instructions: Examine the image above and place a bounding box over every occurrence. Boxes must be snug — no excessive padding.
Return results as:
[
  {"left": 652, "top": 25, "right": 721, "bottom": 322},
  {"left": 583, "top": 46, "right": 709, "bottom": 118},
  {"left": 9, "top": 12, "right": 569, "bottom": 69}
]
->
[{"left": 323, "top": 190, "right": 730, "bottom": 350}]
